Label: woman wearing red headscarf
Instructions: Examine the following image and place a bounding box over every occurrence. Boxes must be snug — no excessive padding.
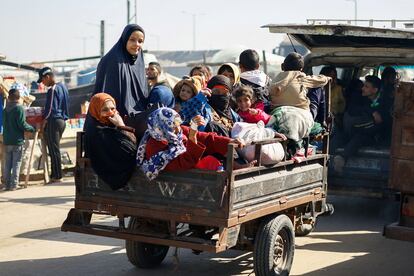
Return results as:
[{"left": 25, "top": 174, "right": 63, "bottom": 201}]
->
[{"left": 84, "top": 93, "right": 137, "bottom": 190}]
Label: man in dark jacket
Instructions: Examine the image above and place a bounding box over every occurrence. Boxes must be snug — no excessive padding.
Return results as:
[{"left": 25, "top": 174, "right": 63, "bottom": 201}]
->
[
  {"left": 38, "top": 67, "right": 69, "bottom": 182},
  {"left": 3, "top": 89, "right": 35, "bottom": 190},
  {"left": 147, "top": 62, "right": 174, "bottom": 108}
]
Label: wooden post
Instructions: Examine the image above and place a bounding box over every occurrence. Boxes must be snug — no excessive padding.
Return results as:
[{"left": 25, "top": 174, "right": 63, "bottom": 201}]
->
[
  {"left": 41, "top": 135, "right": 49, "bottom": 184},
  {"left": 24, "top": 130, "right": 39, "bottom": 188}
]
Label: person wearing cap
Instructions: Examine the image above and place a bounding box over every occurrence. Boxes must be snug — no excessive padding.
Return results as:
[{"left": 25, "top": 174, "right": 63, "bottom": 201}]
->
[
  {"left": 147, "top": 62, "right": 174, "bottom": 108},
  {"left": 94, "top": 24, "right": 148, "bottom": 117},
  {"left": 2, "top": 88, "right": 35, "bottom": 191},
  {"left": 38, "top": 66, "right": 69, "bottom": 182}
]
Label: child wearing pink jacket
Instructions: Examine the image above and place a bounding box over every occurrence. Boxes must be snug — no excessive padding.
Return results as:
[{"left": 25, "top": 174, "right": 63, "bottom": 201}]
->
[{"left": 235, "top": 85, "right": 272, "bottom": 124}]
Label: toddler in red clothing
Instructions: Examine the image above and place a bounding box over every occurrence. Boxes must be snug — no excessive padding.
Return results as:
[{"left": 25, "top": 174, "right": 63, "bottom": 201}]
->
[{"left": 235, "top": 85, "right": 272, "bottom": 125}]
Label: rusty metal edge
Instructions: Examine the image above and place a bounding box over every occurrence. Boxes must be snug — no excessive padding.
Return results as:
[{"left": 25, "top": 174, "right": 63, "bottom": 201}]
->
[
  {"left": 74, "top": 199, "right": 231, "bottom": 227},
  {"left": 383, "top": 222, "right": 414, "bottom": 242},
  {"left": 61, "top": 224, "right": 227, "bottom": 253},
  {"left": 229, "top": 193, "right": 323, "bottom": 225}
]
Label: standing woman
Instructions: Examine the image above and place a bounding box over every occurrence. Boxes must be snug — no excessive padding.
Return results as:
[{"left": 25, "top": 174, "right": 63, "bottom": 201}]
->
[{"left": 94, "top": 24, "right": 148, "bottom": 116}]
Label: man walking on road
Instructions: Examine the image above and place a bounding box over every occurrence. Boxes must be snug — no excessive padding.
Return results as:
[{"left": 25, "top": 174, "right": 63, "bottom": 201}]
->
[{"left": 38, "top": 67, "right": 69, "bottom": 183}]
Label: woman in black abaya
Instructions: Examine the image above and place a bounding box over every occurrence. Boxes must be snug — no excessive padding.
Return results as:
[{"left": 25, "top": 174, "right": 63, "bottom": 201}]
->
[{"left": 94, "top": 24, "right": 148, "bottom": 116}]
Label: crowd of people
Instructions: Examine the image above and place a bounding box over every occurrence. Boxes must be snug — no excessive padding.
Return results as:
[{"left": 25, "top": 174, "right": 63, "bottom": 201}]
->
[
  {"left": 2, "top": 66, "right": 69, "bottom": 191},
  {"left": 82, "top": 24, "right": 335, "bottom": 190},
  {"left": 2, "top": 23, "right": 399, "bottom": 191}
]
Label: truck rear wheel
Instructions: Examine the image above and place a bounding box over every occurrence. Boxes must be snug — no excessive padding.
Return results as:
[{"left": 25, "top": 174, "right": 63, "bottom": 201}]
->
[
  {"left": 126, "top": 241, "right": 169, "bottom": 268},
  {"left": 125, "top": 218, "right": 169, "bottom": 268},
  {"left": 254, "top": 214, "right": 295, "bottom": 276}
]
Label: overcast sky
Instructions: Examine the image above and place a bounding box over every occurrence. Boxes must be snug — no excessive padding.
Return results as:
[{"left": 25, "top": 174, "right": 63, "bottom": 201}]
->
[{"left": 1, "top": 0, "right": 414, "bottom": 62}]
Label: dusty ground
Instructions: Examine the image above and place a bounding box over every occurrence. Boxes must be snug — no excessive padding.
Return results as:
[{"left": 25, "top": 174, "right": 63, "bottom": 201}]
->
[{"left": 0, "top": 178, "right": 413, "bottom": 276}]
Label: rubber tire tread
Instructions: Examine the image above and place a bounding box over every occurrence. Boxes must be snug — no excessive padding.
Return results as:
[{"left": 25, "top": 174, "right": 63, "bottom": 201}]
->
[
  {"left": 254, "top": 214, "right": 295, "bottom": 276},
  {"left": 125, "top": 217, "right": 169, "bottom": 268}
]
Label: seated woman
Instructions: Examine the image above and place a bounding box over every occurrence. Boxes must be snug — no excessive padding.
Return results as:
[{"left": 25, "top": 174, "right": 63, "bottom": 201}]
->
[
  {"left": 205, "top": 75, "right": 241, "bottom": 137},
  {"left": 136, "top": 107, "right": 247, "bottom": 181},
  {"left": 84, "top": 93, "right": 137, "bottom": 190}
]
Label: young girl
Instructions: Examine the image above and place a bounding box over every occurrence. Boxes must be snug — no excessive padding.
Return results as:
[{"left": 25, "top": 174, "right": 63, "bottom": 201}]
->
[
  {"left": 136, "top": 107, "right": 246, "bottom": 180},
  {"left": 173, "top": 76, "right": 202, "bottom": 112},
  {"left": 173, "top": 76, "right": 212, "bottom": 130},
  {"left": 234, "top": 85, "right": 272, "bottom": 125}
]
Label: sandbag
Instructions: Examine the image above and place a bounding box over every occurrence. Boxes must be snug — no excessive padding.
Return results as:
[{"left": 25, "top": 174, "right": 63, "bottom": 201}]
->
[{"left": 231, "top": 121, "right": 284, "bottom": 165}]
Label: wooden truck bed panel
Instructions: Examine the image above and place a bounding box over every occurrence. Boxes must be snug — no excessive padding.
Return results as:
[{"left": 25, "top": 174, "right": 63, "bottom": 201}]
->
[
  {"left": 78, "top": 165, "right": 229, "bottom": 217},
  {"left": 232, "top": 163, "right": 324, "bottom": 207},
  {"left": 75, "top": 155, "right": 327, "bottom": 224}
]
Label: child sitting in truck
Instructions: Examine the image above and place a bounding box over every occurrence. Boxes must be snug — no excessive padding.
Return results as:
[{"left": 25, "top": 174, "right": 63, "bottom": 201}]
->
[
  {"left": 268, "top": 52, "right": 330, "bottom": 142},
  {"left": 136, "top": 107, "right": 251, "bottom": 181},
  {"left": 173, "top": 76, "right": 213, "bottom": 131},
  {"left": 266, "top": 53, "right": 331, "bottom": 160},
  {"left": 234, "top": 84, "right": 272, "bottom": 125},
  {"left": 173, "top": 76, "right": 203, "bottom": 113}
]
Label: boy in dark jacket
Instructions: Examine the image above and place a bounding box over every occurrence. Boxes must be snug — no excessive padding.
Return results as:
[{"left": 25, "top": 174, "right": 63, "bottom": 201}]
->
[{"left": 2, "top": 89, "right": 35, "bottom": 191}]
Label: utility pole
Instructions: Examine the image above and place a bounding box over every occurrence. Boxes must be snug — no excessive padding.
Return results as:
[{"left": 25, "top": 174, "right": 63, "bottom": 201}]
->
[
  {"left": 76, "top": 36, "right": 94, "bottom": 57},
  {"left": 192, "top": 13, "right": 196, "bottom": 51},
  {"left": 127, "top": 0, "right": 130, "bottom": 24},
  {"left": 100, "top": 20, "right": 105, "bottom": 57},
  {"left": 346, "top": 0, "right": 358, "bottom": 25},
  {"left": 127, "top": 0, "right": 137, "bottom": 24},
  {"left": 182, "top": 11, "right": 204, "bottom": 51}
]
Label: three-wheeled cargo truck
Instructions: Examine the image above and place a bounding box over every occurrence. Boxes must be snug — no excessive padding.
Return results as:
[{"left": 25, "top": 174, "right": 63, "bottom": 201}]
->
[
  {"left": 60, "top": 22, "right": 339, "bottom": 276},
  {"left": 62, "top": 130, "right": 331, "bottom": 276}
]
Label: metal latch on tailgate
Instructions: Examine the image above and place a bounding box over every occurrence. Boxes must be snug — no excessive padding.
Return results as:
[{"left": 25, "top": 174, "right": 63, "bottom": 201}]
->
[
  {"left": 313, "top": 187, "right": 322, "bottom": 195},
  {"left": 238, "top": 209, "right": 248, "bottom": 218}
]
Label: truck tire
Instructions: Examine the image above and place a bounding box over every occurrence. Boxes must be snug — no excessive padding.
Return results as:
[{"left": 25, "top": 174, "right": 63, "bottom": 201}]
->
[
  {"left": 126, "top": 241, "right": 169, "bottom": 268},
  {"left": 254, "top": 214, "right": 295, "bottom": 276},
  {"left": 125, "top": 218, "right": 169, "bottom": 268}
]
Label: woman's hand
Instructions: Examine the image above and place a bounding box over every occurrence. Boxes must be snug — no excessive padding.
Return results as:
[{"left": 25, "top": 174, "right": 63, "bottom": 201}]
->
[
  {"left": 191, "top": 115, "right": 206, "bottom": 126},
  {"left": 230, "top": 138, "right": 245, "bottom": 148},
  {"left": 200, "top": 88, "right": 211, "bottom": 97},
  {"left": 108, "top": 112, "right": 125, "bottom": 127},
  {"left": 188, "top": 128, "right": 198, "bottom": 144},
  {"left": 274, "top": 132, "right": 287, "bottom": 141}
]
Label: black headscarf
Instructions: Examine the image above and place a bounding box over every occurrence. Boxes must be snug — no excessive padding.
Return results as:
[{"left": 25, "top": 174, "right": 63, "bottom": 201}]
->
[
  {"left": 94, "top": 24, "right": 148, "bottom": 116},
  {"left": 207, "top": 75, "right": 233, "bottom": 119}
]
